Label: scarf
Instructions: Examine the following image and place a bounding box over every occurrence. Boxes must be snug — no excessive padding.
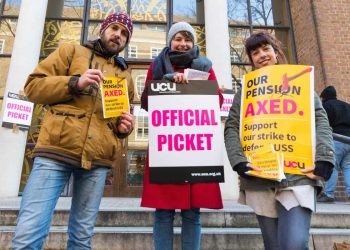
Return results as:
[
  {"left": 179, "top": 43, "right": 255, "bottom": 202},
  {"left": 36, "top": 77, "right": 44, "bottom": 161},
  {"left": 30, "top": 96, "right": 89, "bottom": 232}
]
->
[{"left": 152, "top": 45, "right": 212, "bottom": 80}]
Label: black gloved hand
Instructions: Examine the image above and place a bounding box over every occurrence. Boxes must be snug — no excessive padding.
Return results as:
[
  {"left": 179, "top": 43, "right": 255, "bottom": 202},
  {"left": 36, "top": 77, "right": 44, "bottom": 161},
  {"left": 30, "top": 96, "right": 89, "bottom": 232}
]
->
[
  {"left": 314, "top": 161, "right": 334, "bottom": 181},
  {"left": 163, "top": 73, "right": 176, "bottom": 81},
  {"left": 233, "top": 162, "right": 252, "bottom": 179}
]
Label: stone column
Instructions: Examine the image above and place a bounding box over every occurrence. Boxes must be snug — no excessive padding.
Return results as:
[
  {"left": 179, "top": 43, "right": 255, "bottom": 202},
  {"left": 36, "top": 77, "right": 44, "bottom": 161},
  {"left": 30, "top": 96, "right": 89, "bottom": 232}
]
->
[
  {"left": 0, "top": 0, "right": 48, "bottom": 197},
  {"left": 204, "top": 0, "right": 238, "bottom": 200},
  {"left": 204, "top": 0, "right": 232, "bottom": 89}
]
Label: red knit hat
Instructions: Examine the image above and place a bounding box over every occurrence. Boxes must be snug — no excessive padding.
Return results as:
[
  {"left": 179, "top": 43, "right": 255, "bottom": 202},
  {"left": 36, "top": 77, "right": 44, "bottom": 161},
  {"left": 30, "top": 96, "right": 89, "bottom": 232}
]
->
[{"left": 100, "top": 13, "right": 133, "bottom": 42}]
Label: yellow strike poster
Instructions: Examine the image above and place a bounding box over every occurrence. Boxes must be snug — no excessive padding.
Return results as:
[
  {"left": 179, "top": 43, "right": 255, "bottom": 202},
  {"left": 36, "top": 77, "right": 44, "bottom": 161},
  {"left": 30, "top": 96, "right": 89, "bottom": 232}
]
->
[
  {"left": 245, "top": 144, "right": 285, "bottom": 181},
  {"left": 100, "top": 76, "right": 129, "bottom": 118},
  {"left": 240, "top": 65, "right": 315, "bottom": 175}
]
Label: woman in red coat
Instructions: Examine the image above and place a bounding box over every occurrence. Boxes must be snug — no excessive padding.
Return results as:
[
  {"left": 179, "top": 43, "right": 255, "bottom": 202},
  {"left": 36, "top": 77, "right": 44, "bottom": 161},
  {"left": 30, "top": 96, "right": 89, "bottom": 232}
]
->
[{"left": 140, "top": 22, "right": 223, "bottom": 250}]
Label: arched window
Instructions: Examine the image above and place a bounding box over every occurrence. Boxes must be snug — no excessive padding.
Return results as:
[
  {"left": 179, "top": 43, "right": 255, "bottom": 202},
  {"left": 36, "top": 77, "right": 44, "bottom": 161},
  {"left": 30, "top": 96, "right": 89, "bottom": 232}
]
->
[{"left": 135, "top": 74, "right": 146, "bottom": 97}]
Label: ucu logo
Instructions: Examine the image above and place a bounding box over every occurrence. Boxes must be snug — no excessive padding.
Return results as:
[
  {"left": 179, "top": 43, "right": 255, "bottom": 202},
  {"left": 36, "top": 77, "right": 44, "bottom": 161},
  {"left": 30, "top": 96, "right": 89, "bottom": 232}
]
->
[
  {"left": 151, "top": 82, "right": 176, "bottom": 92},
  {"left": 9, "top": 92, "right": 18, "bottom": 98},
  {"left": 284, "top": 160, "right": 305, "bottom": 169}
]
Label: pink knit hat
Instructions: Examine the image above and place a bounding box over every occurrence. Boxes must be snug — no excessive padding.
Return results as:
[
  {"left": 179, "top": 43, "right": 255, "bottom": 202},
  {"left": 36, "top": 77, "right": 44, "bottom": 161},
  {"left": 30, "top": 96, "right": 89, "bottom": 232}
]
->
[{"left": 100, "top": 13, "right": 133, "bottom": 42}]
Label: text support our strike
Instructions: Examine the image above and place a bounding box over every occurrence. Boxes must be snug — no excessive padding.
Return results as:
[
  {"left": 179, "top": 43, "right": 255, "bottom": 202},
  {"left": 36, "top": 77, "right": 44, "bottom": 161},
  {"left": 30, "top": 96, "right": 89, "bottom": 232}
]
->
[{"left": 151, "top": 109, "right": 218, "bottom": 152}]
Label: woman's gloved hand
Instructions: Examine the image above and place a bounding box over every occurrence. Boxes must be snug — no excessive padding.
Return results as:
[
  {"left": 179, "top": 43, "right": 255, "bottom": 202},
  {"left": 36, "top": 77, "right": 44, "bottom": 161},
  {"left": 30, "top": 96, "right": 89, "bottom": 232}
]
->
[
  {"left": 302, "top": 161, "right": 334, "bottom": 181},
  {"left": 233, "top": 162, "right": 252, "bottom": 179}
]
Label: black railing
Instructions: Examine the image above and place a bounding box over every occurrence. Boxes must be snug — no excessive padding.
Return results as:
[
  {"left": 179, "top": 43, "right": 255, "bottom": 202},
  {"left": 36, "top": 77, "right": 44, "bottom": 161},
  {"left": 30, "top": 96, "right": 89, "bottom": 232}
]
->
[{"left": 333, "top": 133, "right": 350, "bottom": 145}]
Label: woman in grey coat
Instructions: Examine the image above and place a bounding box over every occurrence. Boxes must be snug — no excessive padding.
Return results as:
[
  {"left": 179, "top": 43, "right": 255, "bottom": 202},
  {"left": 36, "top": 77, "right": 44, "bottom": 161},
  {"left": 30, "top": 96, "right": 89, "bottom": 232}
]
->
[{"left": 224, "top": 31, "right": 335, "bottom": 250}]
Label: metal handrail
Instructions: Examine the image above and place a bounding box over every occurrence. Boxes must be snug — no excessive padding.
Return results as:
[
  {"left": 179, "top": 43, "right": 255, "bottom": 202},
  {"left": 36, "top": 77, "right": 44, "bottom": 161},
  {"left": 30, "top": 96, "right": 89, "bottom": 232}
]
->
[{"left": 333, "top": 133, "right": 350, "bottom": 145}]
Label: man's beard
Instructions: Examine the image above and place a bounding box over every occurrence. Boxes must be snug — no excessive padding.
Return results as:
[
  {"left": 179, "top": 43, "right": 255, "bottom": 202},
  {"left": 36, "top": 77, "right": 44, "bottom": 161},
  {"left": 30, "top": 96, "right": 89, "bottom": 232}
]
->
[{"left": 101, "top": 35, "right": 126, "bottom": 55}]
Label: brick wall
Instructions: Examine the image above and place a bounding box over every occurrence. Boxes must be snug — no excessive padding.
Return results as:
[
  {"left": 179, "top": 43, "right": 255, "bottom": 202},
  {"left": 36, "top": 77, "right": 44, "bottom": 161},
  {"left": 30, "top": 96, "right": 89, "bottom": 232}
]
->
[
  {"left": 290, "top": 0, "right": 350, "bottom": 201},
  {"left": 335, "top": 172, "right": 349, "bottom": 201},
  {"left": 310, "top": 1, "right": 350, "bottom": 201},
  {"left": 289, "top": 0, "right": 325, "bottom": 92},
  {"left": 290, "top": 0, "right": 350, "bottom": 102},
  {"left": 312, "top": 0, "right": 350, "bottom": 103}
]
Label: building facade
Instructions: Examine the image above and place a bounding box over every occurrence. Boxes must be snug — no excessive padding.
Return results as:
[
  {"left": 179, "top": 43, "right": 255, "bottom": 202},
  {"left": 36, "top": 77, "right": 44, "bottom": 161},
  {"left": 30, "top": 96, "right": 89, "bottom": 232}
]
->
[{"left": 0, "top": 0, "right": 349, "bottom": 199}]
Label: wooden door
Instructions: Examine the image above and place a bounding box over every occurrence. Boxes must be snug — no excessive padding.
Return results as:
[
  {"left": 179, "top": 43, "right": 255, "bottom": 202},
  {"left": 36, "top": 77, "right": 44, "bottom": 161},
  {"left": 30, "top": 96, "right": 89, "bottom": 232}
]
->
[{"left": 103, "top": 64, "right": 150, "bottom": 197}]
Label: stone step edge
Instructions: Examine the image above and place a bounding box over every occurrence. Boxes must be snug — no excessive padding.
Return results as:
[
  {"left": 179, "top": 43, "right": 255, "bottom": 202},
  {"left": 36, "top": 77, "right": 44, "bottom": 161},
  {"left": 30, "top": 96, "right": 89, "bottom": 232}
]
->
[
  {"left": 0, "top": 207, "right": 252, "bottom": 213},
  {"left": 1, "top": 226, "right": 350, "bottom": 235},
  {"left": 2, "top": 208, "right": 350, "bottom": 215}
]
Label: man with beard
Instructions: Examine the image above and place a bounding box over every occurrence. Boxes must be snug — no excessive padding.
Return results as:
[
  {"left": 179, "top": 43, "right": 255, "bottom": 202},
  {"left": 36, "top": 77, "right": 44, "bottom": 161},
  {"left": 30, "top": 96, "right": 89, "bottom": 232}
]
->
[{"left": 12, "top": 13, "right": 135, "bottom": 249}]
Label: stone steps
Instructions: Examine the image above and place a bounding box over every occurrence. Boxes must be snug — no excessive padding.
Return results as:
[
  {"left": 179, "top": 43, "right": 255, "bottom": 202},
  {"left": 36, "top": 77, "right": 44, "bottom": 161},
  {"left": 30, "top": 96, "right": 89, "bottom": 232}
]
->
[
  {"left": 1, "top": 226, "right": 350, "bottom": 250},
  {"left": 0, "top": 198, "right": 350, "bottom": 249},
  {"left": 2, "top": 208, "right": 350, "bottom": 228}
]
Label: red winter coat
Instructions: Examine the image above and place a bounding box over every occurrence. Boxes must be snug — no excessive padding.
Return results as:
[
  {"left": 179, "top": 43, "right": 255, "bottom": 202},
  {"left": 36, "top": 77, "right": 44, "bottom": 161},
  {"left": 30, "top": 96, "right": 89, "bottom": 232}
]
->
[{"left": 140, "top": 63, "right": 224, "bottom": 209}]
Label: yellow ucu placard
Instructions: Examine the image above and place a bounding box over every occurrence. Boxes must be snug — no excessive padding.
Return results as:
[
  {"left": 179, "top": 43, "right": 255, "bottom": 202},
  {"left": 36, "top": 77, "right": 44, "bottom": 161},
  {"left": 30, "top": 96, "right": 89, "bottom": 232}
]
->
[{"left": 240, "top": 64, "right": 315, "bottom": 175}]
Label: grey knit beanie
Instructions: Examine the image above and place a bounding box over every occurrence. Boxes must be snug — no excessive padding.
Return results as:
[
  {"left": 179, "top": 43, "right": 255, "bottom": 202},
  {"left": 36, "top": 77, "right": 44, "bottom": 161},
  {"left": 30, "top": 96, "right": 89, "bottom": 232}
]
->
[{"left": 167, "top": 22, "right": 196, "bottom": 47}]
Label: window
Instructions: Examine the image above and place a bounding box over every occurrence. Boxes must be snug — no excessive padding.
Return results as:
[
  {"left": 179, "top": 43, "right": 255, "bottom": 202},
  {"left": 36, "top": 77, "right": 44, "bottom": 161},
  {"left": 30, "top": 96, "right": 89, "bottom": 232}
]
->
[
  {"left": 230, "top": 44, "right": 244, "bottom": 63},
  {"left": 0, "top": 40, "right": 5, "bottom": 54},
  {"left": 148, "top": 25, "right": 166, "bottom": 32},
  {"left": 136, "top": 75, "right": 146, "bottom": 96},
  {"left": 227, "top": 0, "right": 296, "bottom": 91},
  {"left": 231, "top": 54, "right": 240, "bottom": 63},
  {"left": 0, "top": 0, "right": 22, "bottom": 89},
  {"left": 136, "top": 117, "right": 148, "bottom": 140},
  {"left": 173, "top": 0, "right": 204, "bottom": 23},
  {"left": 150, "top": 47, "right": 162, "bottom": 59},
  {"left": 134, "top": 105, "right": 149, "bottom": 141},
  {"left": 128, "top": 45, "right": 138, "bottom": 59}
]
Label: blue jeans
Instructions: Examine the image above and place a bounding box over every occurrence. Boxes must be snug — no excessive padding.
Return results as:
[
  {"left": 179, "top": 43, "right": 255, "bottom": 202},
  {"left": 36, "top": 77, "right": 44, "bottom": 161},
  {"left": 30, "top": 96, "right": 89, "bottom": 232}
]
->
[
  {"left": 324, "top": 140, "right": 350, "bottom": 197},
  {"left": 153, "top": 209, "right": 201, "bottom": 250},
  {"left": 12, "top": 157, "right": 109, "bottom": 250},
  {"left": 256, "top": 202, "right": 312, "bottom": 250}
]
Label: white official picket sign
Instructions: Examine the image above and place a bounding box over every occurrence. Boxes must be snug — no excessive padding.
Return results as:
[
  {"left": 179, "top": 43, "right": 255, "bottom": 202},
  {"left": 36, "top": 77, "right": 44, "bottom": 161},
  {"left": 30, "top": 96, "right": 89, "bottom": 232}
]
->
[{"left": 148, "top": 80, "right": 224, "bottom": 184}]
